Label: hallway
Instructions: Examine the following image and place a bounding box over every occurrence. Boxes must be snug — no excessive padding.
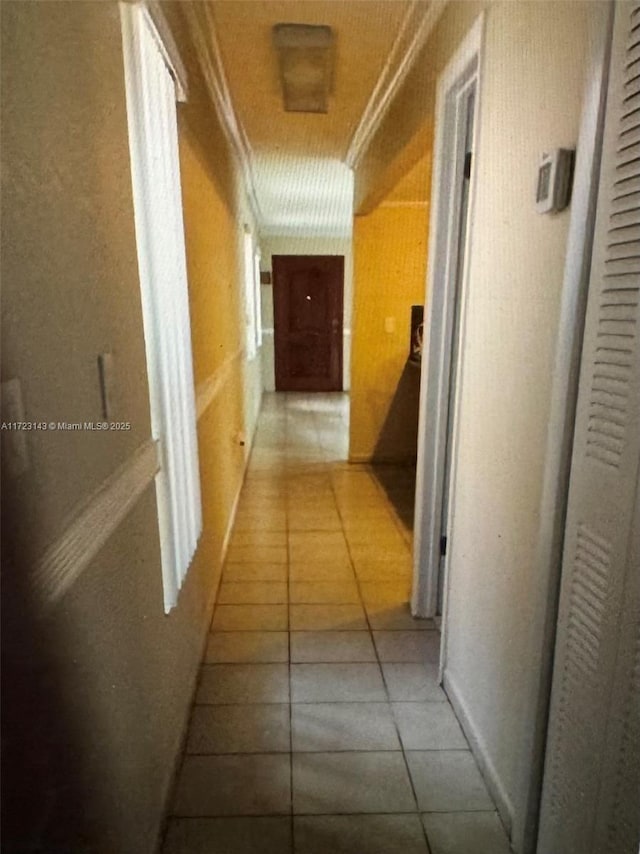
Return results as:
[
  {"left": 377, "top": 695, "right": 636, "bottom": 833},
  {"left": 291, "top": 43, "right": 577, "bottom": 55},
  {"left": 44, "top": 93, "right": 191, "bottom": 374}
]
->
[
  {"left": 163, "top": 394, "right": 511, "bottom": 854},
  {"left": 5, "top": 2, "right": 639, "bottom": 850}
]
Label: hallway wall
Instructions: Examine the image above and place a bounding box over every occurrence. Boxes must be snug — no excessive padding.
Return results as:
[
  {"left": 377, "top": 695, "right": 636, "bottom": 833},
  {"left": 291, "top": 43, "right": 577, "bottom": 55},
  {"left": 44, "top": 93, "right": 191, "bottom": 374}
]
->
[
  {"left": 442, "top": 5, "right": 599, "bottom": 846},
  {"left": 354, "top": 1, "right": 606, "bottom": 850},
  {"left": 349, "top": 153, "right": 431, "bottom": 463},
  {"left": 259, "top": 235, "right": 354, "bottom": 392},
  {"left": 355, "top": 1, "right": 483, "bottom": 214},
  {"left": 1, "top": 3, "right": 261, "bottom": 852}
]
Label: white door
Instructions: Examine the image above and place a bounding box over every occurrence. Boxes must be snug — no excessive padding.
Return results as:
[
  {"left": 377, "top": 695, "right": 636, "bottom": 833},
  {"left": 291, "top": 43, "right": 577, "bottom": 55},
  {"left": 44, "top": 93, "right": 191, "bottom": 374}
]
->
[
  {"left": 437, "top": 80, "right": 476, "bottom": 613},
  {"left": 536, "top": 3, "right": 640, "bottom": 852},
  {"left": 412, "top": 14, "right": 484, "bottom": 620}
]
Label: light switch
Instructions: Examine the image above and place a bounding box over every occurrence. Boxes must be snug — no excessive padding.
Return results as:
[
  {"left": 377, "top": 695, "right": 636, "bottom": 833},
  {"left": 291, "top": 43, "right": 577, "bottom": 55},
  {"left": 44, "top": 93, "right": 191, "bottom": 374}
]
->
[
  {"left": 384, "top": 316, "right": 397, "bottom": 334},
  {"left": 98, "top": 353, "right": 114, "bottom": 421},
  {"left": 1, "top": 378, "right": 30, "bottom": 477}
]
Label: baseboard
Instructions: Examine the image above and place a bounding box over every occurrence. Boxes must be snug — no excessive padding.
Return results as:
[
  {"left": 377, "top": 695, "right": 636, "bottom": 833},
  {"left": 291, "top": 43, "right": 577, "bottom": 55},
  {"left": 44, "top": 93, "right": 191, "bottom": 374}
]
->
[
  {"left": 348, "top": 453, "right": 418, "bottom": 465},
  {"left": 348, "top": 453, "right": 372, "bottom": 464},
  {"left": 443, "top": 669, "right": 515, "bottom": 844},
  {"left": 371, "top": 456, "right": 418, "bottom": 467}
]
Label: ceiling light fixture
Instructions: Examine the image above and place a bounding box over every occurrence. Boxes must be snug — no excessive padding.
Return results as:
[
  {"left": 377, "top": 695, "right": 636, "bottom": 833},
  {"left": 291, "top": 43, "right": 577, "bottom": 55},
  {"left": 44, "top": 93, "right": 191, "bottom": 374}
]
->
[{"left": 272, "top": 24, "right": 334, "bottom": 114}]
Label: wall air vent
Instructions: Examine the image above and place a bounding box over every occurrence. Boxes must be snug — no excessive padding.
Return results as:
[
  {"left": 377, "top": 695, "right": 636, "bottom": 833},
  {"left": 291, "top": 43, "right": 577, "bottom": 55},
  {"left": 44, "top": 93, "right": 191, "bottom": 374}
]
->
[{"left": 272, "top": 24, "right": 334, "bottom": 114}]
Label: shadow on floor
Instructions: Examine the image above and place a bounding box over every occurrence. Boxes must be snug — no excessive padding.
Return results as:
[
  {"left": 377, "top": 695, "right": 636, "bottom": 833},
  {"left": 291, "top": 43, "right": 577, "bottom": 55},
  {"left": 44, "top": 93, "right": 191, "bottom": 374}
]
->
[
  {"left": 370, "top": 462, "right": 417, "bottom": 532},
  {"left": 369, "top": 360, "right": 419, "bottom": 532},
  {"left": 371, "top": 362, "right": 421, "bottom": 467}
]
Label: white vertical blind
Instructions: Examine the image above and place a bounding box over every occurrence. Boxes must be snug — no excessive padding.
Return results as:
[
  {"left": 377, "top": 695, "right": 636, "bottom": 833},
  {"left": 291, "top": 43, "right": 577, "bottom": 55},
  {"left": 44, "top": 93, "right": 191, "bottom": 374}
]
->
[
  {"left": 537, "top": 2, "right": 640, "bottom": 850},
  {"left": 243, "top": 228, "right": 258, "bottom": 359},
  {"left": 121, "top": 4, "right": 202, "bottom": 613},
  {"left": 254, "top": 250, "right": 263, "bottom": 350}
]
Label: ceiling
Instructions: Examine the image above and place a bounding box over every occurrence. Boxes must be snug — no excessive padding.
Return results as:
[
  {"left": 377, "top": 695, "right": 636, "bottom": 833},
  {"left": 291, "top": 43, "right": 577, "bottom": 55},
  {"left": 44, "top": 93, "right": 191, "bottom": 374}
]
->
[
  {"left": 252, "top": 154, "right": 354, "bottom": 238},
  {"left": 209, "top": 0, "right": 414, "bottom": 237}
]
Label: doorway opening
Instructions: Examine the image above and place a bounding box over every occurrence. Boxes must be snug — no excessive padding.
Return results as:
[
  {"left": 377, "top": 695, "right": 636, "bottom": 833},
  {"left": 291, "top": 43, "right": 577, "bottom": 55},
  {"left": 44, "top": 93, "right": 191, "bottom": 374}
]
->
[{"left": 412, "top": 16, "right": 483, "bottom": 623}]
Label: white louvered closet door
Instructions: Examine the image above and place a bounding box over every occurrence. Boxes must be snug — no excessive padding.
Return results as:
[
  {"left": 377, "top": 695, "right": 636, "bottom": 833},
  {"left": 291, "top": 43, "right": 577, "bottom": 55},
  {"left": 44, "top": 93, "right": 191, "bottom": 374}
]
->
[{"left": 537, "top": 3, "right": 640, "bottom": 853}]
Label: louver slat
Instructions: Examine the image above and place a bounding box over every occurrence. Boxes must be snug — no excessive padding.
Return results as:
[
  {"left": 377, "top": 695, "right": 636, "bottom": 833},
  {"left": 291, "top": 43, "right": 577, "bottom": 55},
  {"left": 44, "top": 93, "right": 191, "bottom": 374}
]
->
[
  {"left": 538, "top": 4, "right": 640, "bottom": 853},
  {"left": 586, "top": 15, "right": 640, "bottom": 469},
  {"left": 602, "top": 633, "right": 640, "bottom": 853}
]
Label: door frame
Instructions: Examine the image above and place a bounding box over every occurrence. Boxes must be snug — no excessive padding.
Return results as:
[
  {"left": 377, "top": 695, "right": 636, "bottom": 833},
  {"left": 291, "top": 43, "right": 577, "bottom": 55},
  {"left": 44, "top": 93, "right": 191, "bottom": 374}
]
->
[
  {"left": 412, "top": 14, "right": 485, "bottom": 621},
  {"left": 524, "top": 5, "right": 616, "bottom": 852},
  {"left": 411, "top": 4, "right": 614, "bottom": 850}
]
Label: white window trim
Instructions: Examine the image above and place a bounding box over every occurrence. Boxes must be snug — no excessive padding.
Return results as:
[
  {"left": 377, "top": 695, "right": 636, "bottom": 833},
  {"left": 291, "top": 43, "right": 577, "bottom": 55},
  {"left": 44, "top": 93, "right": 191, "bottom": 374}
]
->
[
  {"left": 145, "top": 1, "right": 189, "bottom": 102},
  {"left": 120, "top": 2, "right": 202, "bottom": 613},
  {"left": 243, "top": 226, "right": 261, "bottom": 360},
  {"left": 254, "top": 249, "right": 263, "bottom": 350}
]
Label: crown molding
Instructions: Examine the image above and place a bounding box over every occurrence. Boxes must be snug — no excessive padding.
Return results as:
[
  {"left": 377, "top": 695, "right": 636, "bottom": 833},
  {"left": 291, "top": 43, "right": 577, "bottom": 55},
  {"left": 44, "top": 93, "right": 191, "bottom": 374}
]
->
[
  {"left": 345, "top": 0, "right": 448, "bottom": 170},
  {"left": 181, "top": 3, "right": 263, "bottom": 229}
]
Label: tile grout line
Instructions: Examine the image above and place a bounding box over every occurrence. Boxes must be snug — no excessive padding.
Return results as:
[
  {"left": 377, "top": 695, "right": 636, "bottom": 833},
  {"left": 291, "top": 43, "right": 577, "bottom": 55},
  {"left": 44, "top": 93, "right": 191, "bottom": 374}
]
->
[
  {"left": 159, "top": 462, "right": 240, "bottom": 852},
  {"left": 183, "top": 747, "right": 472, "bottom": 757},
  {"left": 194, "top": 698, "right": 449, "bottom": 706},
  {"left": 284, "top": 410, "right": 295, "bottom": 851},
  {"left": 328, "top": 462, "right": 434, "bottom": 854},
  {"left": 209, "top": 622, "right": 436, "bottom": 632},
  {"left": 167, "top": 807, "right": 499, "bottom": 820},
  {"left": 169, "top": 397, "right": 489, "bottom": 850}
]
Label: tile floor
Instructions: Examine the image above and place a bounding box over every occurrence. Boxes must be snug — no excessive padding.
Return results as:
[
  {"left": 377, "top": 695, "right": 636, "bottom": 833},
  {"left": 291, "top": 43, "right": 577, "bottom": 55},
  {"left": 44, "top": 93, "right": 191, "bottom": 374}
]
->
[{"left": 163, "top": 393, "right": 511, "bottom": 854}]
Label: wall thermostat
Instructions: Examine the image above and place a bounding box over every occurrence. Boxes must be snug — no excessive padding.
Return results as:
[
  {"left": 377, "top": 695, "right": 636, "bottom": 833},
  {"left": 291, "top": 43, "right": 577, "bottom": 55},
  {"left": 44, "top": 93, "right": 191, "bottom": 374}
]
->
[{"left": 536, "top": 148, "right": 574, "bottom": 214}]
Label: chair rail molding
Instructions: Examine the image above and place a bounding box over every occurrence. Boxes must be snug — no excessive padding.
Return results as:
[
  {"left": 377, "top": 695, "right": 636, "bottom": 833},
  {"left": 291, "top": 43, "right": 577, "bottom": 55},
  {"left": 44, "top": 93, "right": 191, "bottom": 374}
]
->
[
  {"left": 34, "top": 438, "right": 161, "bottom": 609},
  {"left": 195, "top": 347, "right": 245, "bottom": 420}
]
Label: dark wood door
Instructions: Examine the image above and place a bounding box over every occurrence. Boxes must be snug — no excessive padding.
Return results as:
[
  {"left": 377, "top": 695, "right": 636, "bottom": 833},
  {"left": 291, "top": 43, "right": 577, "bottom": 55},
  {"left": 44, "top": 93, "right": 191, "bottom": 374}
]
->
[{"left": 272, "top": 255, "right": 343, "bottom": 391}]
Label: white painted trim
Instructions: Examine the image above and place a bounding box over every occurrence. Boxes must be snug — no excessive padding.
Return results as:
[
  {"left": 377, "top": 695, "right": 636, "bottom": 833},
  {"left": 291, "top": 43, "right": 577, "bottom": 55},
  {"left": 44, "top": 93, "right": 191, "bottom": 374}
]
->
[
  {"left": 181, "top": 3, "right": 263, "bottom": 228},
  {"left": 34, "top": 439, "right": 160, "bottom": 608},
  {"left": 195, "top": 347, "right": 245, "bottom": 420},
  {"left": 412, "top": 13, "right": 485, "bottom": 621},
  {"left": 144, "top": 2, "right": 188, "bottom": 101},
  {"left": 514, "top": 5, "right": 615, "bottom": 852},
  {"left": 346, "top": 0, "right": 448, "bottom": 168},
  {"left": 379, "top": 201, "right": 429, "bottom": 209},
  {"left": 121, "top": 1, "right": 203, "bottom": 614},
  {"left": 436, "top": 64, "right": 484, "bottom": 690},
  {"left": 443, "top": 669, "right": 514, "bottom": 837}
]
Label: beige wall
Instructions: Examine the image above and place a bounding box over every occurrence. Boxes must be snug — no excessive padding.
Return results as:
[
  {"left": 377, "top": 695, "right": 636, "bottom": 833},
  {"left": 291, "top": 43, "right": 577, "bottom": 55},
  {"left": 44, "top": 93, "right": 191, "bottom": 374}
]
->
[
  {"left": 353, "top": 1, "right": 603, "bottom": 849},
  {"left": 442, "top": 5, "right": 598, "bottom": 846},
  {"left": 260, "top": 234, "right": 353, "bottom": 391},
  {"left": 1, "top": 3, "right": 261, "bottom": 852},
  {"left": 349, "top": 153, "right": 431, "bottom": 462},
  {"left": 355, "top": 1, "right": 484, "bottom": 213},
  {"left": 353, "top": 0, "right": 606, "bottom": 848}
]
